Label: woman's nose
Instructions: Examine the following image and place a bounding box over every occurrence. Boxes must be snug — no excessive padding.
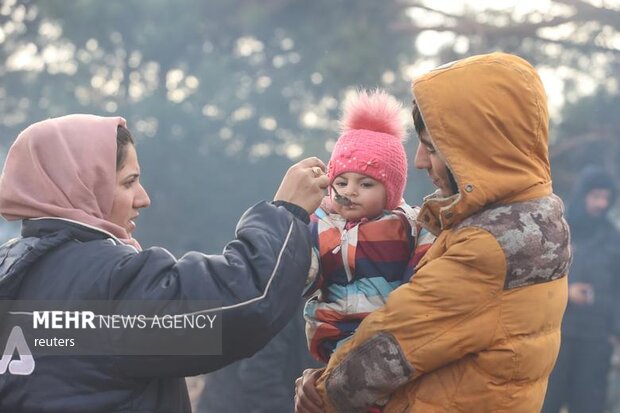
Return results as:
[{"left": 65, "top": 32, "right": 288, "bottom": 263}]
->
[{"left": 136, "top": 183, "right": 151, "bottom": 209}]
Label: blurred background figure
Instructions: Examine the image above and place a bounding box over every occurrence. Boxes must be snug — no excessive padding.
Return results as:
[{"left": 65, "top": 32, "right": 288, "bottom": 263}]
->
[
  {"left": 609, "top": 349, "right": 620, "bottom": 413},
  {"left": 543, "top": 165, "right": 620, "bottom": 413}
]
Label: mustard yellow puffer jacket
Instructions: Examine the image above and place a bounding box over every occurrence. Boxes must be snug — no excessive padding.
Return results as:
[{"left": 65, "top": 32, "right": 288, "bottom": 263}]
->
[{"left": 316, "top": 53, "right": 571, "bottom": 413}]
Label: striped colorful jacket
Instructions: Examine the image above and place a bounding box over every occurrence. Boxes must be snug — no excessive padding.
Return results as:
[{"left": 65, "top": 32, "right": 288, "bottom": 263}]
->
[{"left": 304, "top": 200, "right": 435, "bottom": 363}]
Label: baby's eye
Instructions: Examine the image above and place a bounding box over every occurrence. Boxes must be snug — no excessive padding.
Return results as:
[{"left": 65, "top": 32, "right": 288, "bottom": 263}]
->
[
  {"left": 361, "top": 182, "right": 375, "bottom": 188},
  {"left": 335, "top": 181, "right": 347, "bottom": 187}
]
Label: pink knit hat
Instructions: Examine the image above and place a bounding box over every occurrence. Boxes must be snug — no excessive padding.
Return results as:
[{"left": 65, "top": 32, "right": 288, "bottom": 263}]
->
[{"left": 327, "top": 90, "right": 407, "bottom": 210}]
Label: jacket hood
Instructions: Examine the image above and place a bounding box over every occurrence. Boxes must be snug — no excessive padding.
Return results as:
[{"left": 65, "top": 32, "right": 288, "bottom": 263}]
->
[
  {"left": 568, "top": 164, "right": 616, "bottom": 214},
  {"left": 0, "top": 218, "right": 117, "bottom": 301},
  {"left": 566, "top": 164, "right": 617, "bottom": 239},
  {"left": 412, "top": 53, "right": 552, "bottom": 234},
  {"left": 0, "top": 237, "right": 41, "bottom": 300}
]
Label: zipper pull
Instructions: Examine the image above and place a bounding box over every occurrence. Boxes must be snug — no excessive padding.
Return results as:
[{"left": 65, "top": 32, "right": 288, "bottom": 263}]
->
[{"left": 332, "top": 229, "right": 347, "bottom": 254}]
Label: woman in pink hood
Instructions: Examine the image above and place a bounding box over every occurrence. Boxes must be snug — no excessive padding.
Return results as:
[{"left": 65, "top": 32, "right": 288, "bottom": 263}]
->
[{"left": 0, "top": 114, "right": 328, "bottom": 412}]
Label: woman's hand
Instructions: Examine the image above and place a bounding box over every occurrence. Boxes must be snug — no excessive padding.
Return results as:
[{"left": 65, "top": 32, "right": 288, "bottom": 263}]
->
[
  {"left": 294, "top": 368, "right": 325, "bottom": 413},
  {"left": 274, "top": 157, "right": 329, "bottom": 214}
]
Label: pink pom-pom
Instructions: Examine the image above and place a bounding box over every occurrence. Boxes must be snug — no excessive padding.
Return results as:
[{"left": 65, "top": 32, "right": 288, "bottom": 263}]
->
[{"left": 340, "top": 89, "right": 405, "bottom": 140}]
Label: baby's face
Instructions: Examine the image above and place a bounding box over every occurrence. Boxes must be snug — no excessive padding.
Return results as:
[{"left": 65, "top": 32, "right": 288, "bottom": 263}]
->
[{"left": 331, "top": 172, "right": 387, "bottom": 221}]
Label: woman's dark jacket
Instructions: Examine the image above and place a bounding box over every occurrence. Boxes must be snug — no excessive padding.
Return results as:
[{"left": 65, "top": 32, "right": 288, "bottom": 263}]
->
[{"left": 0, "top": 201, "right": 311, "bottom": 412}]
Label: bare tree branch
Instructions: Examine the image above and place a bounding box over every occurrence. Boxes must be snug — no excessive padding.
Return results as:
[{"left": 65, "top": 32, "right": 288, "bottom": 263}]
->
[
  {"left": 550, "top": 133, "right": 610, "bottom": 158},
  {"left": 537, "top": 35, "right": 620, "bottom": 55},
  {"left": 391, "top": 0, "right": 620, "bottom": 55},
  {"left": 553, "top": 0, "right": 620, "bottom": 30}
]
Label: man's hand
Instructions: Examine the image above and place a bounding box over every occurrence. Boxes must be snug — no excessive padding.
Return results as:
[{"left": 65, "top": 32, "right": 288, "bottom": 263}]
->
[
  {"left": 274, "top": 157, "right": 329, "bottom": 214},
  {"left": 294, "top": 368, "right": 324, "bottom": 413},
  {"left": 568, "top": 282, "right": 594, "bottom": 305}
]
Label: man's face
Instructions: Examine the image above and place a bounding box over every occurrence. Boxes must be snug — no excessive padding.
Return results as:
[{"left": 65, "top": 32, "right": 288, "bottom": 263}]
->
[
  {"left": 585, "top": 188, "right": 611, "bottom": 217},
  {"left": 414, "top": 130, "right": 455, "bottom": 197}
]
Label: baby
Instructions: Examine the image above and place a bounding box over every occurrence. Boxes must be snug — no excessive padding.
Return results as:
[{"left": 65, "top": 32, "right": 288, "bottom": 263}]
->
[{"left": 304, "top": 90, "right": 434, "bottom": 367}]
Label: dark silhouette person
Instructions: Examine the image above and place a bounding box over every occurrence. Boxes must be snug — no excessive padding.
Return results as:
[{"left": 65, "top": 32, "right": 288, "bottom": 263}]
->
[{"left": 543, "top": 165, "right": 620, "bottom": 413}]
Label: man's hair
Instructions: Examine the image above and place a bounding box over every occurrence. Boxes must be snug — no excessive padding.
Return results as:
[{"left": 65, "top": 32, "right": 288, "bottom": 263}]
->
[
  {"left": 116, "top": 126, "right": 134, "bottom": 170},
  {"left": 412, "top": 100, "right": 460, "bottom": 194},
  {"left": 412, "top": 101, "right": 426, "bottom": 135}
]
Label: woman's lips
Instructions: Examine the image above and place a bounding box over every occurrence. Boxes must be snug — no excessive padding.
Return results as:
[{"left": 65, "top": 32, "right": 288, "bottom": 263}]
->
[{"left": 127, "top": 215, "right": 139, "bottom": 232}]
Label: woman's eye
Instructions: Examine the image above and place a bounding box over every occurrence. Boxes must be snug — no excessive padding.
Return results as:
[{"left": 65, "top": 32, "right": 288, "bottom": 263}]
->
[
  {"left": 426, "top": 145, "right": 436, "bottom": 154},
  {"left": 123, "top": 179, "right": 136, "bottom": 188}
]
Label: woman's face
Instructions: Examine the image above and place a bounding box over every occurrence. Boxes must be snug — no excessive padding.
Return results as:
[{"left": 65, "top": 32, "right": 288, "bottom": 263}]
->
[
  {"left": 108, "top": 144, "right": 150, "bottom": 234},
  {"left": 331, "top": 172, "right": 387, "bottom": 221}
]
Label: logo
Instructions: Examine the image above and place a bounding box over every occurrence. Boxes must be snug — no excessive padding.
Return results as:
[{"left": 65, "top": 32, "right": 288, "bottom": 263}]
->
[{"left": 0, "top": 326, "right": 35, "bottom": 375}]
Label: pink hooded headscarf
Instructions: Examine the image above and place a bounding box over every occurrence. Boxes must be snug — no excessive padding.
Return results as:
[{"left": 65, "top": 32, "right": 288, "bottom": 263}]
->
[{"left": 0, "top": 114, "right": 141, "bottom": 249}]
